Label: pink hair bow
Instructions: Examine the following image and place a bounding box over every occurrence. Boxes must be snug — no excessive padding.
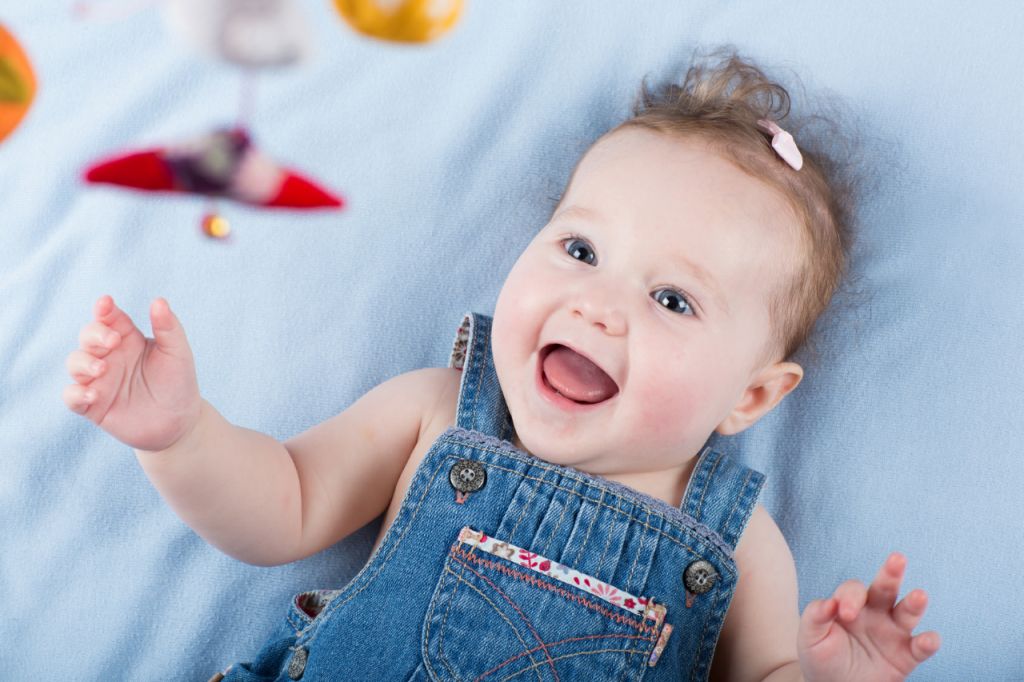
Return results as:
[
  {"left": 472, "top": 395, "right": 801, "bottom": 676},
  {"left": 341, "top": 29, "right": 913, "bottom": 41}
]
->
[{"left": 757, "top": 120, "right": 803, "bottom": 171}]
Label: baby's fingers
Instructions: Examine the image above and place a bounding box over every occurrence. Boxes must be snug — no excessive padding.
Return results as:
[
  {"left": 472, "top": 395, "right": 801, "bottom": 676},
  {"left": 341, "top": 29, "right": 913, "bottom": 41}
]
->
[
  {"left": 832, "top": 578, "right": 867, "bottom": 623},
  {"left": 866, "top": 552, "right": 907, "bottom": 611},
  {"left": 798, "top": 597, "right": 840, "bottom": 647},
  {"left": 892, "top": 588, "right": 929, "bottom": 632},
  {"left": 78, "top": 320, "right": 121, "bottom": 357},
  {"left": 62, "top": 382, "right": 98, "bottom": 415},
  {"left": 148, "top": 298, "right": 191, "bottom": 357},
  {"left": 66, "top": 349, "right": 107, "bottom": 384},
  {"left": 93, "top": 295, "right": 140, "bottom": 341},
  {"left": 909, "top": 630, "right": 942, "bottom": 663}
]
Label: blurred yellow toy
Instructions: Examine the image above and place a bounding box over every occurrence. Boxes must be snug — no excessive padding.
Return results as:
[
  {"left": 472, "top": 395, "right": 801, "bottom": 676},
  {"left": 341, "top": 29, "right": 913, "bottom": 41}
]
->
[
  {"left": 333, "top": 0, "right": 462, "bottom": 43},
  {"left": 0, "top": 23, "right": 35, "bottom": 144}
]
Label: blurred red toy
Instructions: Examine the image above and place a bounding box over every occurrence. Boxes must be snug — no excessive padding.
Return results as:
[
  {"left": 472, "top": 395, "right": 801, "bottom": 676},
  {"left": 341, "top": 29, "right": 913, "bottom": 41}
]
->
[{"left": 85, "top": 128, "right": 343, "bottom": 238}]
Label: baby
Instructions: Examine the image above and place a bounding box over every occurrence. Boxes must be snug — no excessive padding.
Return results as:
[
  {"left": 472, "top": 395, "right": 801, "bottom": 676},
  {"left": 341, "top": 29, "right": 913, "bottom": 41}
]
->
[{"left": 64, "top": 54, "right": 940, "bottom": 682}]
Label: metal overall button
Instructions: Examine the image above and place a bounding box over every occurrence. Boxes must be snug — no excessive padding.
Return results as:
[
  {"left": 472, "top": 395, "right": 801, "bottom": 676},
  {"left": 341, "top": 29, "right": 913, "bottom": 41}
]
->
[
  {"left": 683, "top": 560, "right": 718, "bottom": 594},
  {"left": 288, "top": 647, "right": 308, "bottom": 680},
  {"left": 449, "top": 459, "right": 486, "bottom": 493}
]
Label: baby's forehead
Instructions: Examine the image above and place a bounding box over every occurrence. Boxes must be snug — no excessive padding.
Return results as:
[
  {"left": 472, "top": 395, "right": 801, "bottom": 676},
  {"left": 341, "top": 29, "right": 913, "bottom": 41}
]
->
[
  {"left": 568, "top": 129, "right": 802, "bottom": 242},
  {"left": 555, "top": 130, "right": 806, "bottom": 297}
]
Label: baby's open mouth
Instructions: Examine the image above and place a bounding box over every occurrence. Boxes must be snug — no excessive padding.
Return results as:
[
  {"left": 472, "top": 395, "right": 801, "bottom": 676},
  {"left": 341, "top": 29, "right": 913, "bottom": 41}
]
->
[{"left": 540, "top": 344, "right": 619, "bottom": 404}]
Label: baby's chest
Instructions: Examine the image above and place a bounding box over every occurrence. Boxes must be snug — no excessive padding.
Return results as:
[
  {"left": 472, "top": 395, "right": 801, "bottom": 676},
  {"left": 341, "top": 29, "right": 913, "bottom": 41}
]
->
[{"left": 348, "top": 431, "right": 736, "bottom": 682}]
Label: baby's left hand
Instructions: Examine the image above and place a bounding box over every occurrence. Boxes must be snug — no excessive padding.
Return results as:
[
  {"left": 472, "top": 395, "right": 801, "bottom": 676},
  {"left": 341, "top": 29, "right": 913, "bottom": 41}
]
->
[{"left": 797, "top": 553, "right": 941, "bottom": 682}]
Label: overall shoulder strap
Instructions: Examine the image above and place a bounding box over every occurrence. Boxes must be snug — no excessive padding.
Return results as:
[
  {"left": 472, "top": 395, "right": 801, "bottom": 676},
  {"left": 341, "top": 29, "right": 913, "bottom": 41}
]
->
[
  {"left": 680, "top": 447, "right": 767, "bottom": 551},
  {"left": 448, "top": 313, "right": 516, "bottom": 442}
]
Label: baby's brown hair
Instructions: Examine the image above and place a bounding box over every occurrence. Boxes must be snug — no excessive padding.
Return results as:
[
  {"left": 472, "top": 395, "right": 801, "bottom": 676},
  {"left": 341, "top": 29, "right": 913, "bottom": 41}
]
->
[{"left": 608, "top": 50, "right": 859, "bottom": 363}]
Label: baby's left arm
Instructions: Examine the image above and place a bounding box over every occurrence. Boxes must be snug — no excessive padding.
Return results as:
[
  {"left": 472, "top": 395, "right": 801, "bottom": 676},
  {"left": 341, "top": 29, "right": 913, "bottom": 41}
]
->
[{"left": 710, "top": 504, "right": 941, "bottom": 682}]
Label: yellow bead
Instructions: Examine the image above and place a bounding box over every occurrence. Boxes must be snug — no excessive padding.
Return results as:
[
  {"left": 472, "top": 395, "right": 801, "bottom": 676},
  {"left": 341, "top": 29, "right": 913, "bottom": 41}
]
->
[
  {"left": 201, "top": 214, "right": 231, "bottom": 239},
  {"left": 333, "top": 0, "right": 462, "bottom": 43}
]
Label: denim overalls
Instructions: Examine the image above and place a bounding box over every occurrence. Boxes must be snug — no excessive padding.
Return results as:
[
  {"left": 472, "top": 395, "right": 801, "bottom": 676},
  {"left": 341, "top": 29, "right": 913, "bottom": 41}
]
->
[{"left": 221, "top": 313, "right": 766, "bottom": 682}]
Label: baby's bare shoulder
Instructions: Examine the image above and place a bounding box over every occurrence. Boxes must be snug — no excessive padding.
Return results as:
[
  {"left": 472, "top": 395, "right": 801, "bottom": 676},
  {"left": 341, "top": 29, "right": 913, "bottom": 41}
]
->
[
  {"left": 736, "top": 503, "right": 794, "bottom": 573},
  {"left": 281, "top": 367, "right": 463, "bottom": 558},
  {"left": 366, "top": 366, "right": 460, "bottom": 417},
  {"left": 407, "top": 366, "right": 461, "bottom": 438},
  {"left": 708, "top": 503, "right": 800, "bottom": 682}
]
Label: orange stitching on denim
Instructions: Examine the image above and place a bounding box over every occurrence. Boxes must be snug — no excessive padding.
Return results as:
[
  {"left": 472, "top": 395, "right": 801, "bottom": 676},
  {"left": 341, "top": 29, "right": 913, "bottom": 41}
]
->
[
  {"left": 693, "top": 450, "right": 723, "bottom": 523},
  {"left": 510, "top": 468, "right": 547, "bottom": 542},
  {"left": 542, "top": 477, "right": 581, "bottom": 556},
  {"left": 471, "top": 633, "right": 652, "bottom": 682},
  {"left": 444, "top": 566, "right": 544, "bottom": 682},
  {"left": 439, "top": 439, "right": 736, "bottom": 573},
  {"left": 596, "top": 495, "right": 622, "bottom": 581},
  {"left": 451, "top": 547, "right": 660, "bottom": 637},
  {"left": 721, "top": 469, "right": 754, "bottom": 545},
  {"left": 451, "top": 550, "right": 561, "bottom": 681},
  {"left": 495, "top": 649, "right": 651, "bottom": 682},
  {"left": 572, "top": 488, "right": 606, "bottom": 570}
]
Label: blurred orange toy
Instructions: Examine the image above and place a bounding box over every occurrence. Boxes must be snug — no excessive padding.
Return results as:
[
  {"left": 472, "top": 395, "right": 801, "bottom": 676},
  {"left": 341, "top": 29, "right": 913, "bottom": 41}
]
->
[
  {"left": 0, "top": 23, "right": 35, "bottom": 144},
  {"left": 334, "top": 0, "right": 462, "bottom": 43}
]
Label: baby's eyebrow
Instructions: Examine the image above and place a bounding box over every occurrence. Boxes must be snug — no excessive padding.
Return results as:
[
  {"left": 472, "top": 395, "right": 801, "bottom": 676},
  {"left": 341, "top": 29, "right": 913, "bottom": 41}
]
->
[
  {"left": 550, "top": 205, "right": 600, "bottom": 224},
  {"left": 679, "top": 258, "right": 730, "bottom": 315}
]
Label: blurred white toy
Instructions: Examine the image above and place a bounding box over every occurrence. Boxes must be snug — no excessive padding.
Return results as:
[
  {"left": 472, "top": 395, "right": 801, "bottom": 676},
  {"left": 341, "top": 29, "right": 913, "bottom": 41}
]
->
[
  {"left": 76, "top": 0, "right": 345, "bottom": 239},
  {"left": 76, "top": 0, "right": 312, "bottom": 68}
]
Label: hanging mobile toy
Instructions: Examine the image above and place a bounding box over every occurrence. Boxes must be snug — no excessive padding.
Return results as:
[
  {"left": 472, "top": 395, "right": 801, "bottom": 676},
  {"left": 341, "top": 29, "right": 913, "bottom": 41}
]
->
[
  {"left": 78, "top": 0, "right": 342, "bottom": 239},
  {"left": 84, "top": 128, "right": 343, "bottom": 238},
  {"left": 0, "top": 22, "right": 36, "bottom": 145},
  {"left": 75, "top": 0, "right": 311, "bottom": 68},
  {"left": 333, "top": 0, "right": 463, "bottom": 43}
]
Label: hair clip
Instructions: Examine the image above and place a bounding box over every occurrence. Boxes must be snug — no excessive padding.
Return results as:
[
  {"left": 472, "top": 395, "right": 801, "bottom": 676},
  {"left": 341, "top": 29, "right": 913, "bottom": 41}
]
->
[{"left": 757, "top": 120, "right": 803, "bottom": 171}]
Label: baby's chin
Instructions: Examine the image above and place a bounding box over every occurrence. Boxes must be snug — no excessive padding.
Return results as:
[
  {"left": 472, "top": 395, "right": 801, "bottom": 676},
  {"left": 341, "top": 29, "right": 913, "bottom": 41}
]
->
[
  {"left": 510, "top": 430, "right": 630, "bottom": 477},
  {"left": 511, "top": 431, "right": 591, "bottom": 468}
]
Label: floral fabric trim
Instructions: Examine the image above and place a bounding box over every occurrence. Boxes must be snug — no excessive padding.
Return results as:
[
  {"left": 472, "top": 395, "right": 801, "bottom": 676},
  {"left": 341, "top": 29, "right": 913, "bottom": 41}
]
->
[
  {"left": 295, "top": 589, "right": 340, "bottom": 619},
  {"left": 457, "top": 527, "right": 666, "bottom": 625},
  {"left": 648, "top": 623, "right": 674, "bottom": 667},
  {"left": 448, "top": 315, "right": 471, "bottom": 371}
]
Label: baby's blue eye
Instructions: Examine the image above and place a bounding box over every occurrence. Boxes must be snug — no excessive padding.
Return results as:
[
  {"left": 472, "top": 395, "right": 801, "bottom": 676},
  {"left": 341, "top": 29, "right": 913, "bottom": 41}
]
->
[
  {"left": 653, "top": 289, "right": 694, "bottom": 315},
  {"left": 565, "top": 240, "right": 596, "bottom": 265}
]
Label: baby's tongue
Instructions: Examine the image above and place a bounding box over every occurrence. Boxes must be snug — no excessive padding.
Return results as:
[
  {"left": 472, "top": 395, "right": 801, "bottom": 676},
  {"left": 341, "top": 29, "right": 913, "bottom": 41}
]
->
[{"left": 542, "top": 345, "right": 618, "bottom": 404}]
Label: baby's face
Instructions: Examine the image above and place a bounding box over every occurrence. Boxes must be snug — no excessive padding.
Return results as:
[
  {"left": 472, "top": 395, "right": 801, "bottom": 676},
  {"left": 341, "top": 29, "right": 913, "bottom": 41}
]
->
[{"left": 492, "top": 129, "right": 801, "bottom": 493}]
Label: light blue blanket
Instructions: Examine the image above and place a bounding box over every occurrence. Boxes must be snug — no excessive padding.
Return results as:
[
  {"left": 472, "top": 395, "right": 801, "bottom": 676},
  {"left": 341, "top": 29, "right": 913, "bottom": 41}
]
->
[{"left": 2, "top": 1, "right": 1021, "bottom": 679}]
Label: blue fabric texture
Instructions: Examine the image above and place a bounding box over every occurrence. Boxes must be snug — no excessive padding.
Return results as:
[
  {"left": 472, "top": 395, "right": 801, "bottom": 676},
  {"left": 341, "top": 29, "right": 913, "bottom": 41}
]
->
[
  {"left": 1, "top": 1, "right": 1022, "bottom": 680},
  {"left": 221, "top": 313, "right": 763, "bottom": 682}
]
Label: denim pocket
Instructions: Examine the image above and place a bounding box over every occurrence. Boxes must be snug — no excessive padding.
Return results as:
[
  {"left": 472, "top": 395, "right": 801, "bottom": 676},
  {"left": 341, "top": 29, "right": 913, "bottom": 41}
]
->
[{"left": 422, "top": 528, "right": 665, "bottom": 682}]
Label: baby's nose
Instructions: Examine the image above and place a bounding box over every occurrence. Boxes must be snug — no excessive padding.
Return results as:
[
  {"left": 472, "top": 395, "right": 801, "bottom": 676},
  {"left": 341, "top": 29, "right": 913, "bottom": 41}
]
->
[{"left": 573, "top": 289, "right": 627, "bottom": 336}]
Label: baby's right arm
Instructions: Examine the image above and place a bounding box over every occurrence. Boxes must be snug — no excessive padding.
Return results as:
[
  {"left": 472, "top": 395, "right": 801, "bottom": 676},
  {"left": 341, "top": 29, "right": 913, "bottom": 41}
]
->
[{"left": 63, "top": 296, "right": 459, "bottom": 566}]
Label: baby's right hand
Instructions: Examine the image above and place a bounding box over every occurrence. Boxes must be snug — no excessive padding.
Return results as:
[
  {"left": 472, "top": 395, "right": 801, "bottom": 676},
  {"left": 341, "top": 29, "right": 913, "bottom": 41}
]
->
[{"left": 63, "top": 296, "right": 201, "bottom": 452}]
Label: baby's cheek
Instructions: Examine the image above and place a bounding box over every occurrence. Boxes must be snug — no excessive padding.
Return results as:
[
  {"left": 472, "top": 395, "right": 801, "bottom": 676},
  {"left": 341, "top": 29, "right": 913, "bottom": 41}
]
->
[
  {"left": 631, "top": 381, "right": 701, "bottom": 440},
  {"left": 627, "top": 365, "right": 723, "bottom": 448}
]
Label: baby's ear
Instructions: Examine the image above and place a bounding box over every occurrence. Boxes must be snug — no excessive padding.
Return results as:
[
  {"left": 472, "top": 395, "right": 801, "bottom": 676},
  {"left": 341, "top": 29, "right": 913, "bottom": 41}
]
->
[{"left": 716, "top": 361, "right": 803, "bottom": 436}]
